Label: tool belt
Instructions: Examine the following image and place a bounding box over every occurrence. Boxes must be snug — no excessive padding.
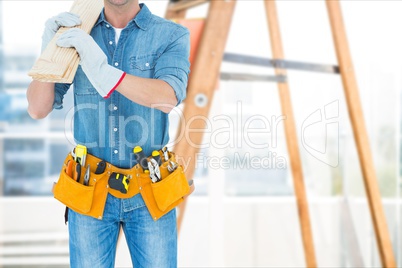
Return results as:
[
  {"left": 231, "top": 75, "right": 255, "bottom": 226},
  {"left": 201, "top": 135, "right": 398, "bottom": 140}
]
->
[{"left": 53, "top": 148, "right": 193, "bottom": 221}]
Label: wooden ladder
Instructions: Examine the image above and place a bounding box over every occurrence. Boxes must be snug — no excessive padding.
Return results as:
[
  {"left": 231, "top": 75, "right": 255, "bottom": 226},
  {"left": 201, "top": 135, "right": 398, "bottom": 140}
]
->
[{"left": 165, "top": 1, "right": 396, "bottom": 267}]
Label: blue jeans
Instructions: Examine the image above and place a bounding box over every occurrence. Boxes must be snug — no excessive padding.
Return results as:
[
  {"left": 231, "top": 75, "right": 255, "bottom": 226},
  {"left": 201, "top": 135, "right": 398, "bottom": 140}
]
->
[{"left": 68, "top": 193, "right": 177, "bottom": 267}]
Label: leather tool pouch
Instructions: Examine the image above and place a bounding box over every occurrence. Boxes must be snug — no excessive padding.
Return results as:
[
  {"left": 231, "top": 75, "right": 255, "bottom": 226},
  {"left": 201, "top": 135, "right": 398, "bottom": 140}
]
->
[
  {"left": 138, "top": 151, "right": 192, "bottom": 221},
  {"left": 53, "top": 150, "right": 193, "bottom": 221},
  {"left": 53, "top": 154, "right": 109, "bottom": 220}
]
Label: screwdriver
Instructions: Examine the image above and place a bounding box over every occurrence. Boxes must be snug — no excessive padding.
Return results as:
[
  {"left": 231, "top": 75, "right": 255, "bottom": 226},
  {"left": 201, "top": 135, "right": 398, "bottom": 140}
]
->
[
  {"left": 134, "top": 146, "right": 148, "bottom": 171},
  {"left": 74, "top": 162, "right": 81, "bottom": 182},
  {"left": 65, "top": 160, "right": 74, "bottom": 177},
  {"left": 152, "top": 151, "right": 162, "bottom": 166}
]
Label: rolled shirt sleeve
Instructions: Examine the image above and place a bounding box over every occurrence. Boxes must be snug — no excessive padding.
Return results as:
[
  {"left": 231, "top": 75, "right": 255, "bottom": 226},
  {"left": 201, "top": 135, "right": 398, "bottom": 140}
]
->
[
  {"left": 53, "top": 83, "right": 71, "bottom": 110},
  {"left": 154, "top": 27, "right": 190, "bottom": 106}
]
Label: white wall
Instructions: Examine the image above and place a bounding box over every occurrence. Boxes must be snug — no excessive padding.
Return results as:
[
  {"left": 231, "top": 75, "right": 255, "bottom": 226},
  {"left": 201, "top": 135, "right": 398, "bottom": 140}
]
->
[{"left": 1, "top": 197, "right": 398, "bottom": 267}]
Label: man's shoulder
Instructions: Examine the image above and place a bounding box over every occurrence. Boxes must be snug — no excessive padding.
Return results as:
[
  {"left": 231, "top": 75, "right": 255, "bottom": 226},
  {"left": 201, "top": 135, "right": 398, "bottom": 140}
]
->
[{"left": 149, "top": 14, "right": 189, "bottom": 37}]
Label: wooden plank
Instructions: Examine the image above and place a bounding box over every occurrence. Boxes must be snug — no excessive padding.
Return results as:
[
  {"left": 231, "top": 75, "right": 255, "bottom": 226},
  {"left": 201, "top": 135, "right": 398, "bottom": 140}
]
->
[
  {"left": 28, "top": 0, "right": 103, "bottom": 83},
  {"left": 165, "top": 3, "right": 187, "bottom": 20},
  {"left": 167, "top": 0, "right": 208, "bottom": 13},
  {"left": 165, "top": 9, "right": 187, "bottom": 21},
  {"left": 326, "top": 1, "right": 396, "bottom": 267},
  {"left": 172, "top": 0, "right": 237, "bottom": 232},
  {"left": 264, "top": 1, "right": 317, "bottom": 267}
]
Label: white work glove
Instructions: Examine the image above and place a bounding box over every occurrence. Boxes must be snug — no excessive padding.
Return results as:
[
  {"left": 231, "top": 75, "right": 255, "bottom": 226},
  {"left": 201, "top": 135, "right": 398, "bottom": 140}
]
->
[
  {"left": 41, "top": 12, "right": 82, "bottom": 52},
  {"left": 56, "top": 28, "right": 126, "bottom": 98}
]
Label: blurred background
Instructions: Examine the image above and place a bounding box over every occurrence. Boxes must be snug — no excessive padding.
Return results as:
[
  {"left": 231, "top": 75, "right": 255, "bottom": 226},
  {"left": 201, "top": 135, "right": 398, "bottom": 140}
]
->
[{"left": 0, "top": 0, "right": 402, "bottom": 267}]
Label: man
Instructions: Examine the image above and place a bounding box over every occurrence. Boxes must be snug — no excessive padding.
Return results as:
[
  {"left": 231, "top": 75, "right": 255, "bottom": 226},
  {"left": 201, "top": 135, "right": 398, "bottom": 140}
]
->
[{"left": 26, "top": 1, "right": 190, "bottom": 267}]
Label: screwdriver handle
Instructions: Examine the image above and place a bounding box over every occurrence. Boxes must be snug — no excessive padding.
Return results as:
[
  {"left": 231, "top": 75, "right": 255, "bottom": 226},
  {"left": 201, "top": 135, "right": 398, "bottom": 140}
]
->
[
  {"left": 74, "top": 163, "right": 81, "bottom": 182},
  {"left": 134, "top": 146, "right": 148, "bottom": 171},
  {"left": 152, "top": 151, "right": 162, "bottom": 166},
  {"left": 66, "top": 160, "right": 74, "bottom": 177}
]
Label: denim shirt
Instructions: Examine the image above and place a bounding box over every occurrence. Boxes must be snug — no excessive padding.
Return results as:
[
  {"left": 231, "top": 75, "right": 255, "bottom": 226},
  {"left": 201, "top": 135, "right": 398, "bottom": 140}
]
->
[{"left": 53, "top": 4, "right": 190, "bottom": 168}]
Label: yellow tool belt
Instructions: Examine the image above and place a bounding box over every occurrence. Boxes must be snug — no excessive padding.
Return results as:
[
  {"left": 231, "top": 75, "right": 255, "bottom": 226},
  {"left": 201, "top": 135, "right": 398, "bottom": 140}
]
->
[{"left": 53, "top": 150, "right": 192, "bottom": 221}]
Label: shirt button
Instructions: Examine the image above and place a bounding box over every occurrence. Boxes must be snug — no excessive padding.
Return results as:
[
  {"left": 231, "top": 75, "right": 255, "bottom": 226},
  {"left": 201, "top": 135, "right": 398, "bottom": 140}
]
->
[
  {"left": 106, "top": 24, "right": 110, "bottom": 28},
  {"left": 113, "top": 106, "right": 118, "bottom": 111},
  {"left": 109, "top": 41, "right": 113, "bottom": 45},
  {"left": 113, "top": 128, "right": 118, "bottom": 132},
  {"left": 114, "top": 62, "right": 119, "bottom": 67},
  {"left": 114, "top": 150, "right": 118, "bottom": 154},
  {"left": 145, "top": 63, "right": 150, "bottom": 67}
]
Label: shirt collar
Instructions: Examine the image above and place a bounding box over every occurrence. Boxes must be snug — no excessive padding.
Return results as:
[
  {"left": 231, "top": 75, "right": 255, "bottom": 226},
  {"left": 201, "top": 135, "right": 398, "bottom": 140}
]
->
[{"left": 94, "top": 3, "right": 151, "bottom": 30}]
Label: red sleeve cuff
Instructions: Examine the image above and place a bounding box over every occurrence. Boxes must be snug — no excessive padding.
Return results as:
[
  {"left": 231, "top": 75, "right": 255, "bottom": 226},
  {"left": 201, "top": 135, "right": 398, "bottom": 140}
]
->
[{"left": 104, "top": 72, "right": 127, "bottom": 99}]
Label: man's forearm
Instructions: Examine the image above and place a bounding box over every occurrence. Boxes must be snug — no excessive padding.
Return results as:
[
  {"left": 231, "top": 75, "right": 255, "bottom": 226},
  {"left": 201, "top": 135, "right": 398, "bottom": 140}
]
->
[
  {"left": 116, "top": 74, "right": 178, "bottom": 114},
  {"left": 55, "top": 28, "right": 185, "bottom": 112},
  {"left": 26, "top": 81, "right": 55, "bottom": 119}
]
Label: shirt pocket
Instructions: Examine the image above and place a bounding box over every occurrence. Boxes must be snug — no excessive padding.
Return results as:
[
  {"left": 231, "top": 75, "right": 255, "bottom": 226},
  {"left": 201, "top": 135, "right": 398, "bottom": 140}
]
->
[{"left": 129, "top": 54, "right": 158, "bottom": 78}]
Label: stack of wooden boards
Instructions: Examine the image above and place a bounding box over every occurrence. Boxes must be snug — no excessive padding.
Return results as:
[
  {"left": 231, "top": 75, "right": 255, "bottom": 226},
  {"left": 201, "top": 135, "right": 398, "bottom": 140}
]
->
[{"left": 28, "top": 0, "right": 103, "bottom": 83}]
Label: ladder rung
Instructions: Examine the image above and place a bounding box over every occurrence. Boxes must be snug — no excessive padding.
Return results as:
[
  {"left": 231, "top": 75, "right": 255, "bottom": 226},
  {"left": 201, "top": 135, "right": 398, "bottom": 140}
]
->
[
  {"left": 223, "top": 53, "right": 340, "bottom": 74},
  {"left": 168, "top": 0, "right": 209, "bottom": 12},
  {"left": 220, "top": 72, "right": 287, "bottom": 83}
]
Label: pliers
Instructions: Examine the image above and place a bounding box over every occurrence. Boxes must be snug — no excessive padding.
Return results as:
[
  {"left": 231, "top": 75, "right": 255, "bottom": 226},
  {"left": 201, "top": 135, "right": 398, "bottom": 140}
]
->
[
  {"left": 147, "top": 159, "right": 161, "bottom": 183},
  {"left": 83, "top": 165, "right": 90, "bottom": 186}
]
